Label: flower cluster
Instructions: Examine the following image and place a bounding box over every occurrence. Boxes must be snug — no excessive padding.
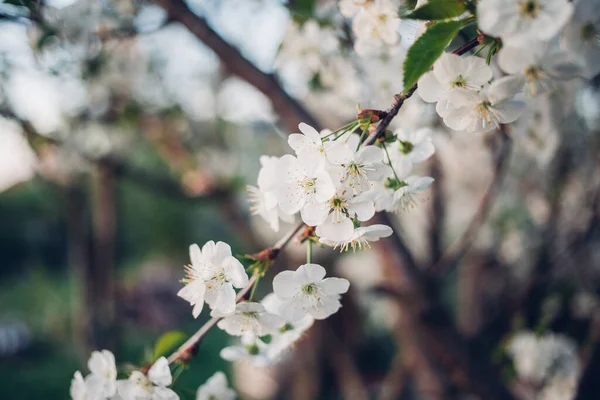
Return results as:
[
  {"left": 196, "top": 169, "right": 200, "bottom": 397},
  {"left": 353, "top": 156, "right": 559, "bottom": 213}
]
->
[
  {"left": 70, "top": 352, "right": 179, "bottom": 400},
  {"left": 71, "top": 350, "right": 236, "bottom": 400},
  {"left": 507, "top": 331, "right": 581, "bottom": 400},
  {"left": 339, "top": 0, "right": 402, "bottom": 57},
  {"left": 248, "top": 120, "right": 436, "bottom": 250}
]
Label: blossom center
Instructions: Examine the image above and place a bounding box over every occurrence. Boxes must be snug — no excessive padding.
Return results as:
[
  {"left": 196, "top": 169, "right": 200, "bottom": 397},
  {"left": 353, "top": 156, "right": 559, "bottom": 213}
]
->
[
  {"left": 385, "top": 177, "right": 407, "bottom": 191},
  {"left": 525, "top": 65, "right": 543, "bottom": 80},
  {"left": 300, "top": 177, "right": 317, "bottom": 193},
  {"left": 520, "top": 0, "right": 539, "bottom": 17},
  {"left": 581, "top": 22, "right": 597, "bottom": 41},
  {"left": 451, "top": 76, "right": 467, "bottom": 88},
  {"left": 398, "top": 140, "right": 414, "bottom": 154}
]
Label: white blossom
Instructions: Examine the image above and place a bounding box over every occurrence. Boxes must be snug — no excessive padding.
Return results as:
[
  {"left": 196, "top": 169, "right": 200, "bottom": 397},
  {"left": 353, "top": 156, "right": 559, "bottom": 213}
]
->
[
  {"left": 560, "top": 0, "right": 600, "bottom": 79},
  {"left": 178, "top": 241, "right": 248, "bottom": 317},
  {"left": 272, "top": 263, "right": 350, "bottom": 321},
  {"left": 195, "top": 372, "right": 236, "bottom": 400},
  {"left": 495, "top": 41, "right": 581, "bottom": 97},
  {"left": 418, "top": 53, "right": 493, "bottom": 118},
  {"left": 319, "top": 224, "right": 393, "bottom": 251},
  {"left": 212, "top": 302, "right": 285, "bottom": 337},
  {"left": 220, "top": 334, "right": 273, "bottom": 367},
  {"left": 118, "top": 357, "right": 178, "bottom": 400},
  {"left": 392, "top": 127, "right": 436, "bottom": 165},
  {"left": 277, "top": 154, "right": 336, "bottom": 216},
  {"left": 477, "top": 0, "right": 573, "bottom": 43},
  {"left": 441, "top": 83, "right": 525, "bottom": 133},
  {"left": 247, "top": 156, "right": 294, "bottom": 232},
  {"left": 288, "top": 122, "right": 353, "bottom": 163},
  {"left": 352, "top": 0, "right": 401, "bottom": 57}
]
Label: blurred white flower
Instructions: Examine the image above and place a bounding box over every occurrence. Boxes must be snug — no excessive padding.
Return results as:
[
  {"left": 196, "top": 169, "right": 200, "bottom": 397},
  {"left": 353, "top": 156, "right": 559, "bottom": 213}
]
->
[
  {"left": 477, "top": 0, "right": 573, "bottom": 43},
  {"left": 196, "top": 372, "right": 236, "bottom": 400},
  {"left": 119, "top": 357, "right": 178, "bottom": 400},
  {"left": 560, "top": 0, "right": 600, "bottom": 79},
  {"left": 0, "top": 121, "right": 37, "bottom": 193}
]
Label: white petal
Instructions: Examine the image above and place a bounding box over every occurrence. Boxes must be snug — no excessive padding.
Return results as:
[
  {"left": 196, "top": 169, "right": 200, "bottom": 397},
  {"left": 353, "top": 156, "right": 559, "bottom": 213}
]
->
[
  {"left": 273, "top": 271, "right": 300, "bottom": 299},
  {"left": 298, "top": 122, "right": 322, "bottom": 142},
  {"left": 148, "top": 357, "right": 172, "bottom": 387},
  {"left": 301, "top": 202, "right": 330, "bottom": 226},
  {"left": 316, "top": 216, "right": 354, "bottom": 241},
  {"left": 418, "top": 71, "right": 443, "bottom": 102},
  {"left": 321, "top": 277, "right": 350, "bottom": 295},
  {"left": 189, "top": 244, "right": 203, "bottom": 267},
  {"left": 298, "top": 263, "right": 327, "bottom": 283},
  {"left": 223, "top": 257, "right": 248, "bottom": 288}
]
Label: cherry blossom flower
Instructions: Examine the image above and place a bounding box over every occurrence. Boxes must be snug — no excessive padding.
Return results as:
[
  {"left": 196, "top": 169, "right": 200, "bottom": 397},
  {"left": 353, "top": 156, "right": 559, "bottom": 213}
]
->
[
  {"left": 178, "top": 241, "right": 248, "bottom": 317},
  {"left": 303, "top": 190, "right": 376, "bottom": 242},
  {"left": 220, "top": 334, "right": 273, "bottom": 367},
  {"left": 560, "top": 0, "right": 600, "bottom": 79},
  {"left": 319, "top": 224, "right": 393, "bottom": 251},
  {"left": 477, "top": 0, "right": 573, "bottom": 43},
  {"left": 212, "top": 302, "right": 285, "bottom": 337},
  {"left": 392, "top": 127, "right": 436, "bottom": 165},
  {"left": 331, "top": 135, "right": 389, "bottom": 194},
  {"left": 195, "top": 372, "right": 236, "bottom": 400},
  {"left": 272, "top": 263, "right": 350, "bottom": 321},
  {"left": 495, "top": 41, "right": 581, "bottom": 97},
  {"left": 352, "top": 0, "right": 401, "bottom": 57},
  {"left": 441, "top": 83, "right": 525, "bottom": 133},
  {"left": 247, "top": 156, "right": 294, "bottom": 232},
  {"left": 118, "top": 357, "right": 178, "bottom": 400},
  {"left": 288, "top": 122, "right": 353, "bottom": 163},
  {"left": 277, "top": 154, "right": 336, "bottom": 216},
  {"left": 69, "top": 371, "right": 90, "bottom": 400},
  {"left": 373, "top": 176, "right": 435, "bottom": 212},
  {"left": 85, "top": 350, "right": 118, "bottom": 398},
  {"left": 418, "top": 53, "right": 492, "bottom": 118}
]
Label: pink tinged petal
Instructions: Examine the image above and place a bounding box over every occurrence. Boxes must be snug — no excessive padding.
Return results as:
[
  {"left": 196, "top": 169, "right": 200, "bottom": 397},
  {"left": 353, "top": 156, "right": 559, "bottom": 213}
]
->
[
  {"left": 321, "top": 277, "right": 350, "bottom": 295},
  {"left": 316, "top": 216, "right": 354, "bottom": 242},
  {"left": 223, "top": 257, "right": 249, "bottom": 288},
  {"left": 348, "top": 200, "right": 375, "bottom": 221},
  {"left": 298, "top": 122, "right": 322, "bottom": 142},
  {"left": 298, "top": 263, "right": 327, "bottom": 283},
  {"left": 417, "top": 71, "right": 443, "bottom": 102},
  {"left": 148, "top": 357, "right": 172, "bottom": 387},
  {"left": 273, "top": 270, "right": 300, "bottom": 299},
  {"left": 189, "top": 244, "right": 203, "bottom": 267},
  {"left": 301, "top": 202, "right": 330, "bottom": 226}
]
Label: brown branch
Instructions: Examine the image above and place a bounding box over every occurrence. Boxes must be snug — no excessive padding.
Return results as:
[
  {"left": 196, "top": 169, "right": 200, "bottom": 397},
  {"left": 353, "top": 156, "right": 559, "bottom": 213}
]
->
[
  {"left": 153, "top": 0, "right": 321, "bottom": 132},
  {"left": 428, "top": 126, "right": 512, "bottom": 276}
]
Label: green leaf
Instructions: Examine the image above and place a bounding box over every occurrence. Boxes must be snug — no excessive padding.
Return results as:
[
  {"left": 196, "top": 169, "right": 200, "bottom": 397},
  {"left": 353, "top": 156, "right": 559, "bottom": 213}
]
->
[
  {"left": 402, "top": 20, "right": 462, "bottom": 91},
  {"left": 403, "top": 0, "right": 467, "bottom": 20},
  {"left": 153, "top": 331, "right": 186, "bottom": 361}
]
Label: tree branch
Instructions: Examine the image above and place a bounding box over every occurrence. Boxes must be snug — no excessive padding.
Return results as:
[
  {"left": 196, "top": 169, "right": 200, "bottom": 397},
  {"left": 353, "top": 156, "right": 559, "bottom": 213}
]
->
[
  {"left": 428, "top": 125, "right": 512, "bottom": 276},
  {"left": 153, "top": 0, "right": 321, "bottom": 132}
]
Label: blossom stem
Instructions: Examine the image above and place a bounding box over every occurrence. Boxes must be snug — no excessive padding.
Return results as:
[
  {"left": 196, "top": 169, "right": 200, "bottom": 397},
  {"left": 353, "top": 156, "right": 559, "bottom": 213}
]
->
[
  {"left": 382, "top": 143, "right": 401, "bottom": 182},
  {"left": 322, "top": 120, "right": 359, "bottom": 140},
  {"left": 356, "top": 122, "right": 370, "bottom": 151},
  {"left": 307, "top": 240, "right": 313, "bottom": 264},
  {"left": 249, "top": 274, "right": 260, "bottom": 301}
]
